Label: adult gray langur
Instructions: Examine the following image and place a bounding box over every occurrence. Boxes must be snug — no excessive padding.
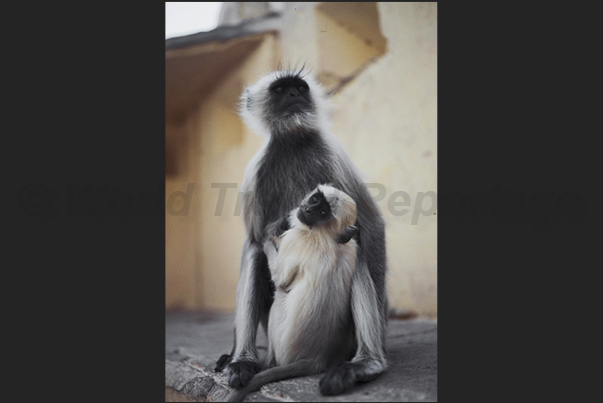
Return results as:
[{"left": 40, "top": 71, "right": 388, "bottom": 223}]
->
[
  {"left": 226, "top": 184, "right": 359, "bottom": 402},
  {"left": 214, "top": 68, "right": 388, "bottom": 396}
]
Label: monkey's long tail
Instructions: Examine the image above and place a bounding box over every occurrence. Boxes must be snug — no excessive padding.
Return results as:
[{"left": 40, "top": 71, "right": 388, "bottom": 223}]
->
[{"left": 225, "top": 359, "right": 319, "bottom": 402}]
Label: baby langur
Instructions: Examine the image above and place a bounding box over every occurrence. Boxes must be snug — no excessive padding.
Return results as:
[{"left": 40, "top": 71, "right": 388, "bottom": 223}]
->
[{"left": 226, "top": 184, "right": 359, "bottom": 402}]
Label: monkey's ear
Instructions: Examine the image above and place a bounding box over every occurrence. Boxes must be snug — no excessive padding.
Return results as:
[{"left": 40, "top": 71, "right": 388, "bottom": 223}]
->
[{"left": 337, "top": 225, "right": 358, "bottom": 244}]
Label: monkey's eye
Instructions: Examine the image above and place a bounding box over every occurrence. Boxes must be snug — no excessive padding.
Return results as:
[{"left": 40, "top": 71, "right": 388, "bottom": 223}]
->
[
  {"left": 320, "top": 210, "right": 326, "bottom": 216},
  {"left": 311, "top": 196, "right": 319, "bottom": 203},
  {"left": 298, "top": 85, "right": 307, "bottom": 93},
  {"left": 275, "top": 86, "right": 284, "bottom": 94}
]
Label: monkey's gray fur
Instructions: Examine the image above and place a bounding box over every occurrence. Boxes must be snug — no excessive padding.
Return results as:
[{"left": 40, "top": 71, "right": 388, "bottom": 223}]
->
[
  {"left": 226, "top": 184, "right": 359, "bottom": 402},
  {"left": 215, "top": 68, "right": 388, "bottom": 397}
]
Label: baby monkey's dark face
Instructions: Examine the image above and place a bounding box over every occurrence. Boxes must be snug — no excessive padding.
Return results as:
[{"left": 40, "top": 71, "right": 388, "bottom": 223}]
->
[
  {"left": 297, "top": 190, "right": 333, "bottom": 228},
  {"left": 267, "top": 75, "right": 313, "bottom": 117}
]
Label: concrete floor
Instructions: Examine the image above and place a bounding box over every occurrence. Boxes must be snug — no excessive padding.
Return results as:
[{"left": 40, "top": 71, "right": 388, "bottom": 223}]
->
[{"left": 166, "top": 311, "right": 437, "bottom": 402}]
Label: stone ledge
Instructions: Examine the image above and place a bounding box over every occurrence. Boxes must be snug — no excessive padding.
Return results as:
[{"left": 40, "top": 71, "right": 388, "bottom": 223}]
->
[{"left": 165, "top": 311, "right": 437, "bottom": 402}]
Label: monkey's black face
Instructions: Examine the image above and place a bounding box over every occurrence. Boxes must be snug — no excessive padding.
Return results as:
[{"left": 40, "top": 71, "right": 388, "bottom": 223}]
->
[
  {"left": 268, "top": 75, "right": 313, "bottom": 117},
  {"left": 297, "top": 190, "right": 333, "bottom": 228}
]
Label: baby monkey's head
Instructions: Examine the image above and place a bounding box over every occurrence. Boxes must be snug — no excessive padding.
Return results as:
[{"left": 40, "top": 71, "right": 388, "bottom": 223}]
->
[{"left": 295, "top": 184, "right": 358, "bottom": 244}]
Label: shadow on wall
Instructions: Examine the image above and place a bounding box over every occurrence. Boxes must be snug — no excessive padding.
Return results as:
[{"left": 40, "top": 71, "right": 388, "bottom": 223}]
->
[{"left": 316, "top": 2, "right": 387, "bottom": 94}]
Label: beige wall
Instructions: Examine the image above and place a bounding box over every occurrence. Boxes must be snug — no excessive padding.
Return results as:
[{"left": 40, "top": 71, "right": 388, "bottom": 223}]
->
[
  {"left": 196, "top": 36, "right": 279, "bottom": 310},
  {"left": 166, "top": 35, "right": 279, "bottom": 310},
  {"left": 338, "top": 2, "right": 437, "bottom": 316},
  {"left": 166, "top": 2, "right": 437, "bottom": 317},
  {"left": 166, "top": 117, "right": 199, "bottom": 310}
]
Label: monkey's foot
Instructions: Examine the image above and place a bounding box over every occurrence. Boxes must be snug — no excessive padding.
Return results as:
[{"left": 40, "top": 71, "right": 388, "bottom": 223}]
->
[
  {"left": 319, "top": 362, "right": 358, "bottom": 395},
  {"left": 214, "top": 353, "right": 232, "bottom": 372},
  {"left": 225, "top": 360, "right": 262, "bottom": 389},
  {"left": 319, "top": 361, "right": 383, "bottom": 396}
]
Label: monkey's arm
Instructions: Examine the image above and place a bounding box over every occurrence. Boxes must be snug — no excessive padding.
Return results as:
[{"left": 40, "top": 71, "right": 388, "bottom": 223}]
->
[
  {"left": 318, "top": 159, "right": 388, "bottom": 395},
  {"left": 278, "top": 264, "right": 299, "bottom": 292},
  {"left": 320, "top": 262, "right": 387, "bottom": 395},
  {"left": 337, "top": 225, "right": 359, "bottom": 244},
  {"left": 263, "top": 239, "right": 299, "bottom": 291},
  {"left": 262, "top": 237, "right": 280, "bottom": 277},
  {"left": 265, "top": 213, "right": 292, "bottom": 240},
  {"left": 262, "top": 216, "right": 290, "bottom": 281},
  {"left": 223, "top": 238, "right": 267, "bottom": 388}
]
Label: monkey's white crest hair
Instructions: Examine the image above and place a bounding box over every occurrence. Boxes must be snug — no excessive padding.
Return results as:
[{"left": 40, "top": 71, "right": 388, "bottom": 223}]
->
[{"left": 239, "top": 69, "right": 333, "bottom": 137}]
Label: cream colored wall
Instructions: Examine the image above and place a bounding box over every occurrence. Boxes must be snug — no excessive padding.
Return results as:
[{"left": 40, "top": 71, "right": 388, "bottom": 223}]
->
[
  {"left": 195, "top": 35, "right": 279, "bottom": 310},
  {"left": 165, "top": 117, "right": 202, "bottom": 310},
  {"left": 166, "top": 2, "right": 437, "bottom": 317},
  {"left": 166, "top": 35, "right": 278, "bottom": 311},
  {"left": 330, "top": 3, "right": 438, "bottom": 316}
]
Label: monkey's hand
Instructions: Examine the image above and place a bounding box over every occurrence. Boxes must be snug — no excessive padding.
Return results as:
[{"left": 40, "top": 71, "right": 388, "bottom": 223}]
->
[
  {"left": 214, "top": 353, "right": 233, "bottom": 372},
  {"left": 337, "top": 225, "right": 359, "bottom": 244},
  {"left": 265, "top": 214, "right": 291, "bottom": 240}
]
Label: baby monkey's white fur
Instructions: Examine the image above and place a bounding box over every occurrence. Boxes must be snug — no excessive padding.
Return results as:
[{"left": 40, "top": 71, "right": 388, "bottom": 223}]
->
[{"left": 263, "top": 184, "right": 358, "bottom": 369}]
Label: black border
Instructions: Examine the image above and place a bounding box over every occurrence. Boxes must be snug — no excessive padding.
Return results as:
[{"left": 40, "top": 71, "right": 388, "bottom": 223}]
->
[
  {"left": 437, "top": 3, "right": 596, "bottom": 401},
  {"left": 10, "top": 3, "right": 166, "bottom": 401}
]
